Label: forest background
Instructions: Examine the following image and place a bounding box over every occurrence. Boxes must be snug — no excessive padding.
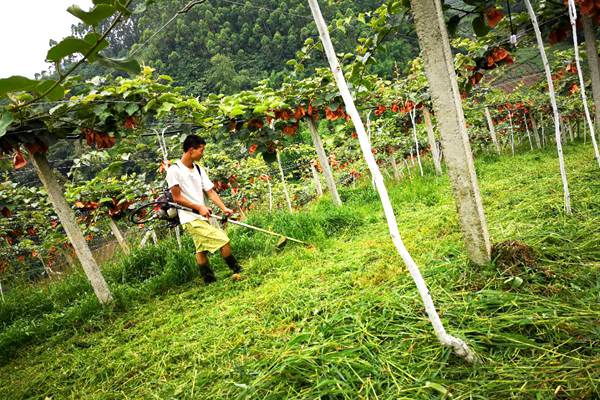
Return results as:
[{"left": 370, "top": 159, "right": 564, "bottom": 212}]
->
[{"left": 47, "top": 0, "right": 418, "bottom": 95}]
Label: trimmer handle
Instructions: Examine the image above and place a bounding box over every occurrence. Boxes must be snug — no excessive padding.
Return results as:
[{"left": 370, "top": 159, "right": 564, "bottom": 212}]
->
[{"left": 219, "top": 213, "right": 239, "bottom": 224}]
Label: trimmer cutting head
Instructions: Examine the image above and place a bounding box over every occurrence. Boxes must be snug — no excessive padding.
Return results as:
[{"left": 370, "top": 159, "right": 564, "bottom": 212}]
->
[{"left": 276, "top": 236, "right": 288, "bottom": 249}]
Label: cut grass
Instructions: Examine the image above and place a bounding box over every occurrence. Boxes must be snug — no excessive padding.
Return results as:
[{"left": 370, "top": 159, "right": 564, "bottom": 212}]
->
[{"left": 1, "top": 142, "right": 599, "bottom": 399}]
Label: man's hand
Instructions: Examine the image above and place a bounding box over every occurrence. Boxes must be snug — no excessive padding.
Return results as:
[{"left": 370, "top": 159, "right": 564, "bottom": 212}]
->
[
  {"left": 196, "top": 205, "right": 212, "bottom": 218},
  {"left": 222, "top": 207, "right": 234, "bottom": 216}
]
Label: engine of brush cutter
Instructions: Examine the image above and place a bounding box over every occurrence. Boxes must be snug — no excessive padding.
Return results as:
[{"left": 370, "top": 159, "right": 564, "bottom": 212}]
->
[{"left": 156, "top": 189, "right": 180, "bottom": 225}]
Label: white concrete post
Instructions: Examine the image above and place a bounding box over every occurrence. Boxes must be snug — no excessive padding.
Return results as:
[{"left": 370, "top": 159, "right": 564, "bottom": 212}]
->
[
  {"left": 140, "top": 230, "right": 151, "bottom": 248},
  {"left": 267, "top": 178, "right": 273, "bottom": 212},
  {"left": 524, "top": 0, "right": 572, "bottom": 214},
  {"left": 529, "top": 114, "right": 542, "bottom": 148},
  {"left": 568, "top": 123, "right": 574, "bottom": 143},
  {"left": 31, "top": 152, "right": 112, "bottom": 304},
  {"left": 540, "top": 114, "right": 546, "bottom": 147},
  {"left": 508, "top": 110, "right": 515, "bottom": 157},
  {"left": 310, "top": 163, "right": 323, "bottom": 197},
  {"left": 307, "top": 118, "right": 342, "bottom": 205},
  {"left": 410, "top": 0, "right": 491, "bottom": 265},
  {"left": 403, "top": 159, "right": 412, "bottom": 180},
  {"left": 523, "top": 114, "right": 534, "bottom": 150},
  {"left": 276, "top": 150, "right": 293, "bottom": 212},
  {"left": 582, "top": 14, "right": 600, "bottom": 132},
  {"left": 389, "top": 153, "right": 402, "bottom": 181},
  {"left": 568, "top": 0, "right": 600, "bottom": 168},
  {"left": 175, "top": 225, "right": 182, "bottom": 249},
  {"left": 409, "top": 108, "right": 424, "bottom": 176},
  {"left": 109, "top": 218, "right": 131, "bottom": 255}
]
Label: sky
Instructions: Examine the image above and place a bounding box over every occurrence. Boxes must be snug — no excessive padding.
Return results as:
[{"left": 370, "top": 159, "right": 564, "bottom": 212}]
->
[{"left": 0, "top": 0, "right": 93, "bottom": 78}]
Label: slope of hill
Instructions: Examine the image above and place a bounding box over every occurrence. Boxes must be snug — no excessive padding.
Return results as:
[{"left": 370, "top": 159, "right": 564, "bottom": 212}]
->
[{"left": 1, "top": 142, "right": 599, "bottom": 399}]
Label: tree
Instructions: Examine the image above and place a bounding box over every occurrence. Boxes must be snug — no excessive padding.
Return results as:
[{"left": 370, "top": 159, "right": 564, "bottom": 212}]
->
[{"left": 206, "top": 54, "right": 251, "bottom": 95}]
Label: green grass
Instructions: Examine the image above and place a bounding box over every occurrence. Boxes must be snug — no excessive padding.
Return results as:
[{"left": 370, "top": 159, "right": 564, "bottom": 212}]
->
[{"left": 1, "top": 142, "right": 599, "bottom": 399}]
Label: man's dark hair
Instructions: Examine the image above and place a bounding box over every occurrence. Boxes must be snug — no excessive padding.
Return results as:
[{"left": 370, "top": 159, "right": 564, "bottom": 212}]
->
[{"left": 183, "top": 135, "right": 207, "bottom": 152}]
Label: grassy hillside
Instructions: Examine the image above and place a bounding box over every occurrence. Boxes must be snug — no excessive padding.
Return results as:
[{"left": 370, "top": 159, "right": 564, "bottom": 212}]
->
[{"left": 1, "top": 142, "right": 599, "bottom": 399}]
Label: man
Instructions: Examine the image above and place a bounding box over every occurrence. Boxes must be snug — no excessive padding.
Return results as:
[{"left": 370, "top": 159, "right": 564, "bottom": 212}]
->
[{"left": 166, "top": 135, "right": 242, "bottom": 283}]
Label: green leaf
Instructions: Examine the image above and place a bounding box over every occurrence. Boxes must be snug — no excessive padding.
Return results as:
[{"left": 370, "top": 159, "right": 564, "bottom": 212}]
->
[
  {"left": 47, "top": 37, "right": 91, "bottom": 62},
  {"left": 287, "top": 333, "right": 311, "bottom": 346},
  {"left": 447, "top": 15, "right": 461, "bottom": 37},
  {"left": 35, "top": 80, "right": 65, "bottom": 101},
  {"left": 472, "top": 15, "right": 490, "bottom": 37},
  {"left": 253, "top": 104, "right": 269, "bottom": 114},
  {"left": 67, "top": 4, "right": 116, "bottom": 26},
  {"left": 93, "top": 103, "right": 109, "bottom": 116},
  {"left": 84, "top": 32, "right": 110, "bottom": 62},
  {"left": 95, "top": 55, "right": 141, "bottom": 75},
  {"left": 125, "top": 103, "right": 139, "bottom": 116},
  {"left": 261, "top": 150, "right": 277, "bottom": 164},
  {"left": 157, "top": 102, "right": 174, "bottom": 115},
  {"left": 424, "top": 381, "right": 450, "bottom": 397},
  {"left": 0, "top": 112, "right": 14, "bottom": 137},
  {"left": 0, "top": 76, "right": 38, "bottom": 98},
  {"left": 143, "top": 98, "right": 157, "bottom": 112}
]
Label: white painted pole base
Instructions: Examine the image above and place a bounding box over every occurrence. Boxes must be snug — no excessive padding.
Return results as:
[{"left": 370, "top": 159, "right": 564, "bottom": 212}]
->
[
  {"left": 310, "top": 163, "right": 324, "bottom": 196},
  {"left": 529, "top": 114, "right": 542, "bottom": 149},
  {"left": 109, "top": 218, "right": 131, "bottom": 255},
  {"left": 307, "top": 119, "right": 342, "bottom": 205},
  {"left": 524, "top": 115, "right": 534, "bottom": 150},
  {"left": 403, "top": 159, "right": 412, "bottom": 180},
  {"left": 409, "top": 109, "right": 424, "bottom": 176},
  {"left": 508, "top": 111, "right": 515, "bottom": 157},
  {"left": 268, "top": 179, "right": 273, "bottom": 211},
  {"left": 276, "top": 150, "right": 293, "bottom": 213},
  {"left": 140, "top": 230, "right": 151, "bottom": 248},
  {"left": 175, "top": 225, "right": 182, "bottom": 249},
  {"left": 485, "top": 107, "right": 500, "bottom": 155},
  {"left": 390, "top": 154, "right": 402, "bottom": 181}
]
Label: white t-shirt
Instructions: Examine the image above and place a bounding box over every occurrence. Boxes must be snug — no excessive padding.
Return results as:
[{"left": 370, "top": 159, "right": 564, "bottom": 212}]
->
[{"left": 166, "top": 160, "right": 214, "bottom": 224}]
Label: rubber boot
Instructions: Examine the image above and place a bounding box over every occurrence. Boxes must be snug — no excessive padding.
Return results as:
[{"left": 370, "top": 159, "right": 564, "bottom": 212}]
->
[
  {"left": 224, "top": 255, "right": 242, "bottom": 273},
  {"left": 199, "top": 263, "right": 216, "bottom": 284}
]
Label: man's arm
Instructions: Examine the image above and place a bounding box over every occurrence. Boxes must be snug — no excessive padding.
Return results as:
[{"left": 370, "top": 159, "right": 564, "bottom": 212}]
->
[
  {"left": 205, "top": 189, "right": 234, "bottom": 215},
  {"left": 171, "top": 185, "right": 212, "bottom": 217}
]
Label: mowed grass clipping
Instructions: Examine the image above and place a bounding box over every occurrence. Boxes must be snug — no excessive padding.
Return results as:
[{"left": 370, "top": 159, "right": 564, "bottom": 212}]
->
[{"left": 1, "top": 142, "right": 599, "bottom": 399}]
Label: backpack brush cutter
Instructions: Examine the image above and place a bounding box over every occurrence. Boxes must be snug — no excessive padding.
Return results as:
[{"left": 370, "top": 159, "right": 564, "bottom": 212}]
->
[{"left": 129, "top": 200, "right": 311, "bottom": 248}]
